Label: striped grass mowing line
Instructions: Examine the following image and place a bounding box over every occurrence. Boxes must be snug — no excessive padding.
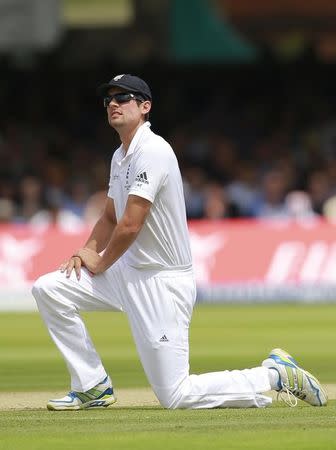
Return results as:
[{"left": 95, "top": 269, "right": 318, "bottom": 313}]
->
[{"left": 0, "top": 401, "right": 336, "bottom": 450}]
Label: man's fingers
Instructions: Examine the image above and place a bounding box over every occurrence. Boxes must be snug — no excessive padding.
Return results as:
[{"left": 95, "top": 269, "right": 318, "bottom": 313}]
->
[
  {"left": 60, "top": 256, "right": 82, "bottom": 278},
  {"left": 74, "top": 257, "right": 82, "bottom": 280},
  {"left": 66, "top": 259, "right": 75, "bottom": 278}
]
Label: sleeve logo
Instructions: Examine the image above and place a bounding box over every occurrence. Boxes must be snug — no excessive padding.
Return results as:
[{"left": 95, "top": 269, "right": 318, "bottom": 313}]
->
[{"left": 135, "top": 171, "right": 149, "bottom": 184}]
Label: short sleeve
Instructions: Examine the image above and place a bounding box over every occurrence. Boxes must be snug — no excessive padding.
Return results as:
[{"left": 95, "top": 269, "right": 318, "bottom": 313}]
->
[{"left": 128, "top": 147, "right": 168, "bottom": 203}]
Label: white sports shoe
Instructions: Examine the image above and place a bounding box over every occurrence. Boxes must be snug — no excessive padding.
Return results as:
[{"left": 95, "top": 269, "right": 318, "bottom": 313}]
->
[
  {"left": 47, "top": 376, "right": 116, "bottom": 411},
  {"left": 262, "top": 348, "right": 328, "bottom": 407}
]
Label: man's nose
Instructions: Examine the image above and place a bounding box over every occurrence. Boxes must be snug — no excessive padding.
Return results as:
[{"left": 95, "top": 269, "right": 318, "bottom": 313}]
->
[{"left": 109, "top": 97, "right": 119, "bottom": 106}]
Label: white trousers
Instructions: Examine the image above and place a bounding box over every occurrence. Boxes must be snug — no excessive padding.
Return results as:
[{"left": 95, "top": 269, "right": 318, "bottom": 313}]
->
[{"left": 32, "top": 259, "right": 272, "bottom": 409}]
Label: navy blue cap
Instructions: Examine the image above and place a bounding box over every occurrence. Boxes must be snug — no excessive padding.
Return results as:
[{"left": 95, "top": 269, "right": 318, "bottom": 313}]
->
[{"left": 97, "top": 74, "right": 152, "bottom": 100}]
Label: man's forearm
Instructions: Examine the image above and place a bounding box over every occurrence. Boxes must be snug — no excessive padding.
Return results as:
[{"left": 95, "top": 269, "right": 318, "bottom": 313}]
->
[
  {"left": 95, "top": 220, "right": 140, "bottom": 272},
  {"left": 84, "top": 216, "right": 116, "bottom": 254}
]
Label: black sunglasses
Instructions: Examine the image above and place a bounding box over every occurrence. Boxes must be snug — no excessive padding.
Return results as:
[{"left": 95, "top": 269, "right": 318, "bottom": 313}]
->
[{"left": 103, "top": 92, "right": 143, "bottom": 107}]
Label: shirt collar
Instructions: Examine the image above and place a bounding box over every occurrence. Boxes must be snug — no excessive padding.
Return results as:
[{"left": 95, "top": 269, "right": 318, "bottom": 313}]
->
[{"left": 117, "top": 121, "right": 151, "bottom": 162}]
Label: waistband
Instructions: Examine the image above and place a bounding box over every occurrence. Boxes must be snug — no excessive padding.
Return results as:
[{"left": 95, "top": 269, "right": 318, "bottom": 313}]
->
[{"left": 125, "top": 262, "right": 194, "bottom": 278}]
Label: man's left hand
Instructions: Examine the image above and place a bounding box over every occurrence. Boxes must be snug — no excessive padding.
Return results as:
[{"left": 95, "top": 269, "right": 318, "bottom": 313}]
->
[{"left": 76, "top": 248, "right": 104, "bottom": 275}]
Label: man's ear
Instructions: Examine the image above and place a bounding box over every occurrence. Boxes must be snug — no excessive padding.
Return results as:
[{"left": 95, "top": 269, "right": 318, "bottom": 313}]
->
[{"left": 141, "top": 100, "right": 151, "bottom": 115}]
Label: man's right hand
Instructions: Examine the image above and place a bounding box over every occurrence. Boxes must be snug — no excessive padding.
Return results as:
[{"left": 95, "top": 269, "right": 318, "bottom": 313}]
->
[{"left": 59, "top": 255, "right": 82, "bottom": 280}]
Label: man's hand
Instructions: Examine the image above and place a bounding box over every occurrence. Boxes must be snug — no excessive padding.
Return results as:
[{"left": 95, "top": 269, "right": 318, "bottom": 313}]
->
[
  {"left": 59, "top": 256, "right": 82, "bottom": 280},
  {"left": 76, "top": 248, "right": 103, "bottom": 275}
]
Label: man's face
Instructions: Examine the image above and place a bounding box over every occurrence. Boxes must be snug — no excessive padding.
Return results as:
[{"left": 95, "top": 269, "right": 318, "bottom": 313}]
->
[{"left": 105, "top": 87, "right": 150, "bottom": 130}]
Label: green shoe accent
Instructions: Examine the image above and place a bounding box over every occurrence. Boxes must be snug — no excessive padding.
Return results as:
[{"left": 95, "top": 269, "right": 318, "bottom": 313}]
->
[
  {"left": 47, "top": 376, "right": 117, "bottom": 411},
  {"left": 262, "top": 348, "right": 328, "bottom": 407}
]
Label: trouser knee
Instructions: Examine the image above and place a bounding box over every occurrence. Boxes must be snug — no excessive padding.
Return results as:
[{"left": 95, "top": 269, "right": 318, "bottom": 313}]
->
[
  {"left": 156, "top": 394, "right": 175, "bottom": 410},
  {"left": 154, "top": 378, "right": 195, "bottom": 409},
  {"left": 32, "top": 273, "right": 51, "bottom": 294},
  {"left": 32, "top": 272, "right": 60, "bottom": 306},
  {"left": 154, "top": 387, "right": 184, "bottom": 410}
]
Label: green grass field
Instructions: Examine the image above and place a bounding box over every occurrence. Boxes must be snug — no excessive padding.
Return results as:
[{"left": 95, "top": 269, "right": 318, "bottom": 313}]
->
[{"left": 1, "top": 304, "right": 336, "bottom": 450}]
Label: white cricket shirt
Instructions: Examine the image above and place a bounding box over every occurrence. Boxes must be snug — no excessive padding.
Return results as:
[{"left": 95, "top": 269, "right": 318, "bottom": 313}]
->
[{"left": 108, "top": 122, "right": 192, "bottom": 270}]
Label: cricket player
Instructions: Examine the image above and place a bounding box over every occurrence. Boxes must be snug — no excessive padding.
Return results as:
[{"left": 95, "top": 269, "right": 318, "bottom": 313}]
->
[{"left": 32, "top": 74, "right": 327, "bottom": 410}]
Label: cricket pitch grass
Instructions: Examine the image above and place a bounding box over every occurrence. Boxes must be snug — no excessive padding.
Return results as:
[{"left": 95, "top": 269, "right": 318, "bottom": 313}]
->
[{"left": 1, "top": 304, "right": 336, "bottom": 450}]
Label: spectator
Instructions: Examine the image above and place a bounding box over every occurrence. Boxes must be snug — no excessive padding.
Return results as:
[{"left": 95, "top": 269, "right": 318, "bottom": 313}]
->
[
  {"left": 203, "top": 183, "right": 239, "bottom": 220},
  {"left": 285, "top": 191, "right": 317, "bottom": 221},
  {"left": 0, "top": 199, "right": 16, "bottom": 223},
  {"left": 29, "top": 193, "right": 84, "bottom": 233},
  {"left": 204, "top": 136, "right": 237, "bottom": 183},
  {"left": 250, "top": 169, "right": 289, "bottom": 219},
  {"left": 323, "top": 195, "right": 336, "bottom": 221},
  {"left": 183, "top": 167, "right": 207, "bottom": 219},
  {"left": 306, "top": 170, "right": 331, "bottom": 215},
  {"left": 226, "top": 162, "right": 260, "bottom": 216},
  {"left": 17, "top": 175, "right": 44, "bottom": 222},
  {"left": 64, "top": 179, "right": 90, "bottom": 219}
]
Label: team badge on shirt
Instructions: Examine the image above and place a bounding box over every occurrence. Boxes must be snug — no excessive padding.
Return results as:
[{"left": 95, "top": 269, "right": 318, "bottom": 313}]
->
[{"left": 124, "top": 163, "right": 131, "bottom": 190}]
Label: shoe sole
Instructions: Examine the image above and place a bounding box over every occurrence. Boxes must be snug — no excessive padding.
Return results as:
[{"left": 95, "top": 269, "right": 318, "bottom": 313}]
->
[
  {"left": 47, "top": 394, "right": 117, "bottom": 411},
  {"left": 268, "top": 348, "right": 328, "bottom": 406}
]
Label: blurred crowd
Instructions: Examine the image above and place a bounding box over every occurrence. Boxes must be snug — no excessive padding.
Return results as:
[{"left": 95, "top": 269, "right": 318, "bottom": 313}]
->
[{"left": 2, "top": 64, "right": 336, "bottom": 228}]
